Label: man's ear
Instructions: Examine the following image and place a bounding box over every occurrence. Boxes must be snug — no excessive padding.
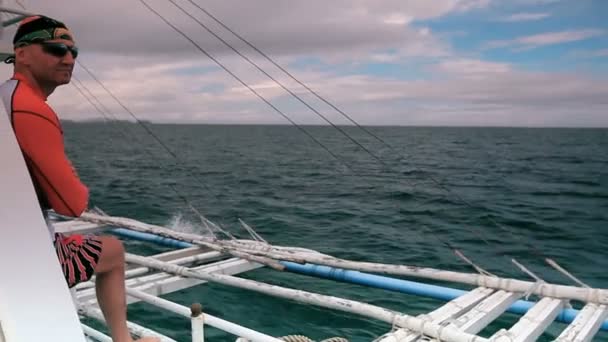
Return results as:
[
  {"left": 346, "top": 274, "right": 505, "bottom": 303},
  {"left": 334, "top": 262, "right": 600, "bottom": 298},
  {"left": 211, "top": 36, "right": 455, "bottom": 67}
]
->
[{"left": 14, "top": 47, "right": 30, "bottom": 66}]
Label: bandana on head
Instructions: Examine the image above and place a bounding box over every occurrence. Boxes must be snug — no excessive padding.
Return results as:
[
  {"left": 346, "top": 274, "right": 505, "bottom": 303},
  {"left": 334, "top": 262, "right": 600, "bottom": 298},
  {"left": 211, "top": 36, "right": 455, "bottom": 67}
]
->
[
  {"left": 13, "top": 15, "right": 74, "bottom": 46},
  {"left": 4, "top": 15, "right": 74, "bottom": 63}
]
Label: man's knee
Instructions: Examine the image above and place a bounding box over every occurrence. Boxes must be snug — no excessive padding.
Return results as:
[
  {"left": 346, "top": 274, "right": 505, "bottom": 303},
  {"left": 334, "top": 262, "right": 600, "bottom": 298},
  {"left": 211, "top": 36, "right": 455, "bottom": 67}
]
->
[
  {"left": 96, "top": 235, "right": 125, "bottom": 273},
  {"left": 101, "top": 235, "right": 125, "bottom": 254}
]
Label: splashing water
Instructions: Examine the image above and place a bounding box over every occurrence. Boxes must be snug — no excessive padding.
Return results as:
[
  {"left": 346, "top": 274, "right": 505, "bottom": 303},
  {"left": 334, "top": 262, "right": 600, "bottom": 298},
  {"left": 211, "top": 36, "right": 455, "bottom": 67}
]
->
[{"left": 165, "top": 212, "right": 212, "bottom": 237}]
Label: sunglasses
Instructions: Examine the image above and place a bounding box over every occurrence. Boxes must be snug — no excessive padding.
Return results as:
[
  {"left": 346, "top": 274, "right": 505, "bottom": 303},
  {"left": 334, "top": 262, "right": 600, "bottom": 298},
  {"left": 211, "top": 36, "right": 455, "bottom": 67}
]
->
[{"left": 37, "top": 42, "right": 79, "bottom": 59}]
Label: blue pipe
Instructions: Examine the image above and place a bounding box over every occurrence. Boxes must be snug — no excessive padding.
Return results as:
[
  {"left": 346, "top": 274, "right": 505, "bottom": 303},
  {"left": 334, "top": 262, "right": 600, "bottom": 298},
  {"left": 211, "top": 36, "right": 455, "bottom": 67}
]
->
[
  {"left": 111, "top": 226, "right": 608, "bottom": 331},
  {"left": 281, "top": 262, "right": 608, "bottom": 331},
  {"left": 111, "top": 228, "right": 193, "bottom": 249}
]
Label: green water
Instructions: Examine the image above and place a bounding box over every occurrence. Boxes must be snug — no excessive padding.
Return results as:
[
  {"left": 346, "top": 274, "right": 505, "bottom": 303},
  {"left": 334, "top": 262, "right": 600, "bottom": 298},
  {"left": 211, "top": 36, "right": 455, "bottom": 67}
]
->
[{"left": 64, "top": 123, "right": 608, "bottom": 341}]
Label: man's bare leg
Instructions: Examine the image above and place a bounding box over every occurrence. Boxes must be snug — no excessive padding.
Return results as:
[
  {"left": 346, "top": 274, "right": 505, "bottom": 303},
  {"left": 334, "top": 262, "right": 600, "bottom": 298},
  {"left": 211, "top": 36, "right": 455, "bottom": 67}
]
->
[{"left": 95, "top": 236, "right": 159, "bottom": 342}]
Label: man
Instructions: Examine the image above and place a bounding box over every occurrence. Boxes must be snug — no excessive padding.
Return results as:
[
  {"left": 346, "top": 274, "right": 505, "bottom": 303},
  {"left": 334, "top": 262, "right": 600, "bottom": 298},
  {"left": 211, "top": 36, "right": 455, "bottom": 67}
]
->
[{"left": 0, "top": 15, "right": 158, "bottom": 342}]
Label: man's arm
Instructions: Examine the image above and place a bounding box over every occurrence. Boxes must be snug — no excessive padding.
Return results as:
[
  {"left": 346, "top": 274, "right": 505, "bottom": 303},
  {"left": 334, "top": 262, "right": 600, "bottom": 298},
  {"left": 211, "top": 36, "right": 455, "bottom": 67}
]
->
[{"left": 13, "top": 112, "right": 89, "bottom": 217}]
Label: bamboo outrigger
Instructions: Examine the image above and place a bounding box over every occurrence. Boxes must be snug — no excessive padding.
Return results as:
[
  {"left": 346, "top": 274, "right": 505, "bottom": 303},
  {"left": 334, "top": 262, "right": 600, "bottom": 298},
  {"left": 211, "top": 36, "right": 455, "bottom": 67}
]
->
[{"left": 50, "top": 211, "right": 608, "bottom": 342}]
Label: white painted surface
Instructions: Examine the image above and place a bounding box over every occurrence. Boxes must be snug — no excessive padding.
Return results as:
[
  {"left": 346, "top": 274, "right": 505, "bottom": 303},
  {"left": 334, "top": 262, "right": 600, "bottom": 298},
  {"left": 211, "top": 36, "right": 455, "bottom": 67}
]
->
[
  {"left": 555, "top": 304, "right": 608, "bottom": 342},
  {"left": 0, "top": 97, "right": 86, "bottom": 341}
]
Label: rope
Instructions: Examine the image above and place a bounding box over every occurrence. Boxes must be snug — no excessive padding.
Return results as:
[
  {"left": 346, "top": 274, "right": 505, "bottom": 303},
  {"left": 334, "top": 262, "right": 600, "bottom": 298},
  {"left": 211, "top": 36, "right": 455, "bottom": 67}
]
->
[
  {"left": 523, "top": 280, "right": 544, "bottom": 301},
  {"left": 512, "top": 258, "right": 544, "bottom": 283},
  {"left": 279, "top": 336, "right": 313, "bottom": 342},
  {"left": 238, "top": 218, "right": 268, "bottom": 244},
  {"left": 14, "top": 0, "right": 25, "bottom": 10},
  {"left": 278, "top": 336, "right": 349, "bottom": 342},
  {"left": 454, "top": 249, "right": 495, "bottom": 276},
  {"left": 546, "top": 258, "right": 590, "bottom": 288}
]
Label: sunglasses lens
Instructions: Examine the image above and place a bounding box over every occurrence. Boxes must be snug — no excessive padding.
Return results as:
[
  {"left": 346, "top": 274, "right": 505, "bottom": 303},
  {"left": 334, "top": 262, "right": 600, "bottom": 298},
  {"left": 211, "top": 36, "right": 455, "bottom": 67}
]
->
[
  {"left": 42, "top": 43, "right": 78, "bottom": 59},
  {"left": 43, "top": 43, "right": 67, "bottom": 57}
]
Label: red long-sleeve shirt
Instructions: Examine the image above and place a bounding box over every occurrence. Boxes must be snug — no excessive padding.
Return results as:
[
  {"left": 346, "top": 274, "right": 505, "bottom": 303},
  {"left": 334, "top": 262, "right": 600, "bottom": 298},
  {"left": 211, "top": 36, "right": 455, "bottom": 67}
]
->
[{"left": 1, "top": 72, "right": 88, "bottom": 217}]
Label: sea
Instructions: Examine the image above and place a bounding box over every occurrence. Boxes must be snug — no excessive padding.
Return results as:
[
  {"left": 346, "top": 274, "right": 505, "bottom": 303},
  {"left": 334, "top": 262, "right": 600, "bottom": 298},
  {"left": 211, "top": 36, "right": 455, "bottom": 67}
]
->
[{"left": 62, "top": 122, "right": 608, "bottom": 342}]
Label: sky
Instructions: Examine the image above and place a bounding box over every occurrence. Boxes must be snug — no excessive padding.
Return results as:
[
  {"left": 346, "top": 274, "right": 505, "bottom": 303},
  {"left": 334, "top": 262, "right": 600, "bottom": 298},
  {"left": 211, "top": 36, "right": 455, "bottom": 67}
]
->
[{"left": 1, "top": 0, "right": 607, "bottom": 127}]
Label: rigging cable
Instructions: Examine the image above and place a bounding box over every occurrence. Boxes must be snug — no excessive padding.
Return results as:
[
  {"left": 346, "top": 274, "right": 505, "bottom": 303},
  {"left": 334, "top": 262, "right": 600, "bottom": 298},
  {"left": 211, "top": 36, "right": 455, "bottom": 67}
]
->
[
  {"left": 135, "top": 0, "right": 577, "bottom": 281},
  {"left": 164, "top": 0, "right": 537, "bottom": 273},
  {"left": 70, "top": 74, "right": 229, "bottom": 239},
  {"left": 135, "top": 0, "right": 502, "bottom": 275},
  {"left": 162, "top": 0, "right": 586, "bottom": 284},
  {"left": 134, "top": 0, "right": 357, "bottom": 175},
  {"left": 167, "top": 0, "right": 388, "bottom": 168}
]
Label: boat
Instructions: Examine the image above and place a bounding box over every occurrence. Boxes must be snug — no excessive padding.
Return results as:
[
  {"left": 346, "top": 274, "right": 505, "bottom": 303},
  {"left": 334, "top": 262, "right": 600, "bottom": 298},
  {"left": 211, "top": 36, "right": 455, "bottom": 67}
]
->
[{"left": 0, "top": 2, "right": 607, "bottom": 342}]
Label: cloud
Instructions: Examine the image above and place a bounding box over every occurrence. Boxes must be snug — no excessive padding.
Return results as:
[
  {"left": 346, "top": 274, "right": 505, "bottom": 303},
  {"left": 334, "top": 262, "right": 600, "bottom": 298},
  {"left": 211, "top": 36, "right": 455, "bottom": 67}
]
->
[
  {"left": 1, "top": 0, "right": 480, "bottom": 61},
  {"left": 332, "top": 64, "right": 608, "bottom": 127},
  {"left": 497, "top": 12, "right": 551, "bottom": 22},
  {"left": 567, "top": 49, "right": 608, "bottom": 59},
  {"left": 453, "top": 0, "right": 492, "bottom": 12},
  {"left": 485, "top": 29, "right": 605, "bottom": 50},
  {"left": 435, "top": 59, "right": 511, "bottom": 76},
  {"left": 0, "top": 0, "right": 606, "bottom": 128},
  {"left": 0, "top": 0, "right": 455, "bottom": 68},
  {"left": 12, "top": 55, "right": 602, "bottom": 128},
  {"left": 519, "top": 0, "right": 560, "bottom": 4},
  {"left": 383, "top": 13, "right": 413, "bottom": 26}
]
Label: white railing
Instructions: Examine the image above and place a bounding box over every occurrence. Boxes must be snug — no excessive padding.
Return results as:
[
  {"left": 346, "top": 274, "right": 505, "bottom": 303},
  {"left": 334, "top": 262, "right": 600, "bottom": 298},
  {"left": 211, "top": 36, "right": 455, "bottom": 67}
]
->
[
  {"left": 80, "top": 288, "right": 283, "bottom": 342},
  {"left": 126, "top": 288, "right": 282, "bottom": 342}
]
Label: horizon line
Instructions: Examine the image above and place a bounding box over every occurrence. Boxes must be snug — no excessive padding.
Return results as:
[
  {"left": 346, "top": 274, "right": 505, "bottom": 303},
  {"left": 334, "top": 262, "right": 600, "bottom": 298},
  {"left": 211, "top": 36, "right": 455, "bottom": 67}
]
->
[{"left": 60, "top": 119, "right": 608, "bottom": 129}]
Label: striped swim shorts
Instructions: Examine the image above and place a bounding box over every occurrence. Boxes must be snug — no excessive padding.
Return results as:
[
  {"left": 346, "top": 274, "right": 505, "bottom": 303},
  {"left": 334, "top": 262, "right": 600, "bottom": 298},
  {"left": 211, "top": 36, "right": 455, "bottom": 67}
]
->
[{"left": 53, "top": 232, "right": 103, "bottom": 288}]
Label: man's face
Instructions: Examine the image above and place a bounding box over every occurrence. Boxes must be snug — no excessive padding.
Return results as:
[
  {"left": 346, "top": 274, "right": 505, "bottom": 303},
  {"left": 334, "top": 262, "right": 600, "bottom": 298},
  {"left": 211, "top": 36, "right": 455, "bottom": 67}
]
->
[{"left": 17, "top": 37, "right": 77, "bottom": 87}]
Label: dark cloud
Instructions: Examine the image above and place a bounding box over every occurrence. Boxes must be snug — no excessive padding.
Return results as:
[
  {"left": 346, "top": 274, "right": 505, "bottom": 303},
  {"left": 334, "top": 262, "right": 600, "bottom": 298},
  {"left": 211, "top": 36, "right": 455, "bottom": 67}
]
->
[{"left": 17, "top": 0, "right": 453, "bottom": 58}]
